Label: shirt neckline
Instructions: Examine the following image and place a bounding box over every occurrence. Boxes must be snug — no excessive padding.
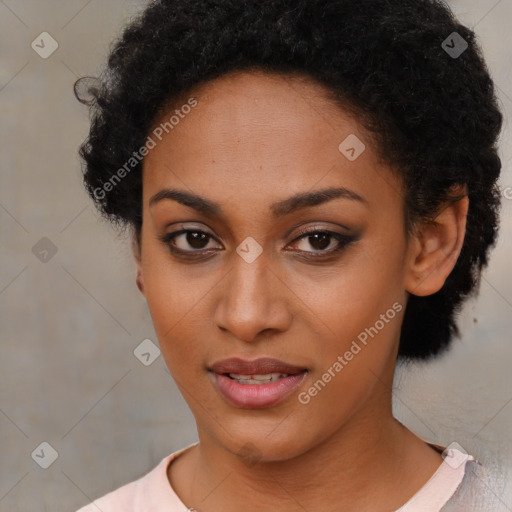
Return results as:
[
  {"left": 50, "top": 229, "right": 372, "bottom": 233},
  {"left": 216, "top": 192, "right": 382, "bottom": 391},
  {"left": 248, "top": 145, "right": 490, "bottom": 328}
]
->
[
  {"left": 394, "top": 444, "right": 474, "bottom": 511},
  {"left": 157, "top": 441, "right": 474, "bottom": 512}
]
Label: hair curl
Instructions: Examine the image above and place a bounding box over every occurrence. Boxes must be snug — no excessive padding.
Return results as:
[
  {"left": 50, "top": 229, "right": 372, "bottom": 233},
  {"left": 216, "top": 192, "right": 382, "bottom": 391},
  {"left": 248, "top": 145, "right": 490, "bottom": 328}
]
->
[{"left": 75, "top": 0, "right": 503, "bottom": 360}]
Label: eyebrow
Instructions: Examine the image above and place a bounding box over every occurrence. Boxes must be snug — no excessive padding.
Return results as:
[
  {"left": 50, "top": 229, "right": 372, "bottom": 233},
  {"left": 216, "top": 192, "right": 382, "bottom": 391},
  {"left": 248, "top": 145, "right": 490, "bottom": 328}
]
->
[{"left": 149, "top": 186, "right": 368, "bottom": 218}]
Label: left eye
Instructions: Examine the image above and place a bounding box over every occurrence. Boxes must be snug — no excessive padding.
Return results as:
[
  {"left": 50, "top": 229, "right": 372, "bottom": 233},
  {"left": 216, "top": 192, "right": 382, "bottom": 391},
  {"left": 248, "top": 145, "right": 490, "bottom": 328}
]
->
[{"left": 288, "top": 230, "right": 353, "bottom": 255}]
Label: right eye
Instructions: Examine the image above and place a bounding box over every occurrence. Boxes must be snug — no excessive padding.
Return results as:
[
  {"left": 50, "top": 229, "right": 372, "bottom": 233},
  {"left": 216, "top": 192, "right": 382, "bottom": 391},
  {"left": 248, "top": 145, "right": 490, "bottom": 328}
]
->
[{"left": 159, "top": 229, "right": 222, "bottom": 255}]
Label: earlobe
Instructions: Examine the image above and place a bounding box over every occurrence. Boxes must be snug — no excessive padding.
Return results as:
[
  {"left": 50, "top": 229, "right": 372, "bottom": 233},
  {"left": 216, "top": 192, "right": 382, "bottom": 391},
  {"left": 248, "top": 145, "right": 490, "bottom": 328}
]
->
[
  {"left": 136, "top": 268, "right": 145, "bottom": 295},
  {"left": 405, "top": 186, "right": 469, "bottom": 297}
]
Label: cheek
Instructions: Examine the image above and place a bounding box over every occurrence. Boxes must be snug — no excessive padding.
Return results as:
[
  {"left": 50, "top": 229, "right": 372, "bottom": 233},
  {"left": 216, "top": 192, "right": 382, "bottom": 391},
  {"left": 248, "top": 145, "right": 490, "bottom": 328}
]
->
[
  {"left": 140, "top": 245, "right": 206, "bottom": 366},
  {"left": 294, "top": 264, "right": 404, "bottom": 437},
  {"left": 303, "top": 238, "right": 405, "bottom": 345},
  {"left": 294, "top": 234, "right": 406, "bottom": 414}
]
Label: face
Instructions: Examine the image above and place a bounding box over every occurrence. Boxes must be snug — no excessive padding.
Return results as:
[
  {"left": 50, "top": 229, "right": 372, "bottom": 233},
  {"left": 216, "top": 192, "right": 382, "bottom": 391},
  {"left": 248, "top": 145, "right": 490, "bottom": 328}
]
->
[{"left": 137, "top": 70, "right": 413, "bottom": 462}]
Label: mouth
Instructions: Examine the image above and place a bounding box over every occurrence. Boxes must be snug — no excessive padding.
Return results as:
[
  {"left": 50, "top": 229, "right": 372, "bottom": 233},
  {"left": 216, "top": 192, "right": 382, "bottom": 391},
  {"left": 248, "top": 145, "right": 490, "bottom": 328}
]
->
[
  {"left": 225, "top": 372, "right": 293, "bottom": 384},
  {"left": 208, "top": 358, "right": 308, "bottom": 409}
]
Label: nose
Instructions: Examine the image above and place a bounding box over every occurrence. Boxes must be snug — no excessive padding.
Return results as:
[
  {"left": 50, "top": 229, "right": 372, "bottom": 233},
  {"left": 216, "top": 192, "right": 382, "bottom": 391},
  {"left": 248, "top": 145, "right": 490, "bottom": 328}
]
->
[{"left": 213, "top": 250, "right": 292, "bottom": 343}]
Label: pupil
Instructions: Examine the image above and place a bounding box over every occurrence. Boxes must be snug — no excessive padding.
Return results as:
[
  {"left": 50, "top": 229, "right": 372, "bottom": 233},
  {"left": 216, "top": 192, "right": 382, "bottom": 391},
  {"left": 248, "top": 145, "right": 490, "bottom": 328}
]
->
[
  {"left": 187, "top": 231, "right": 209, "bottom": 249},
  {"left": 310, "top": 233, "right": 330, "bottom": 250}
]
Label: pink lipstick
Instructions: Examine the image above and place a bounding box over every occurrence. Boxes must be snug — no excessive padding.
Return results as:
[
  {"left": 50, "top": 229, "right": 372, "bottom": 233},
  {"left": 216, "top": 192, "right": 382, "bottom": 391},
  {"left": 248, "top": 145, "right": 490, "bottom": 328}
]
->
[{"left": 208, "top": 357, "right": 307, "bottom": 408}]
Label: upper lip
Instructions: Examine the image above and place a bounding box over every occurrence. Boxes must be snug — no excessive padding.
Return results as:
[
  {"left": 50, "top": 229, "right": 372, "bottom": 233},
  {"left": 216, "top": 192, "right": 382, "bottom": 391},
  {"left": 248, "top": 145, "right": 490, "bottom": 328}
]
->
[{"left": 209, "top": 357, "right": 306, "bottom": 375}]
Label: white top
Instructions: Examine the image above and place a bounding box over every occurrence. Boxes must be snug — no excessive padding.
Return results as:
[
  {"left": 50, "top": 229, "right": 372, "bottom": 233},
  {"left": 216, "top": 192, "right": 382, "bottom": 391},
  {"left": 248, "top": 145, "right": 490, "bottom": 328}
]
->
[{"left": 75, "top": 442, "right": 478, "bottom": 512}]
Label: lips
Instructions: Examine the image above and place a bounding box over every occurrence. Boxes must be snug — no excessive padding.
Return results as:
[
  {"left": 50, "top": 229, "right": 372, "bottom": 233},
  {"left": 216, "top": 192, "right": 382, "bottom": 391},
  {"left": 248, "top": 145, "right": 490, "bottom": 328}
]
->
[{"left": 208, "top": 357, "right": 308, "bottom": 408}]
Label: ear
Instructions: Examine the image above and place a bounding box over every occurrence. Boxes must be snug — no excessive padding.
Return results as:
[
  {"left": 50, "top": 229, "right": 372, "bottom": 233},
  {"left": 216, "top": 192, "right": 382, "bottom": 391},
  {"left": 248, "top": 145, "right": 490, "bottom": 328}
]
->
[
  {"left": 404, "top": 185, "right": 469, "bottom": 297},
  {"left": 131, "top": 232, "right": 145, "bottom": 296}
]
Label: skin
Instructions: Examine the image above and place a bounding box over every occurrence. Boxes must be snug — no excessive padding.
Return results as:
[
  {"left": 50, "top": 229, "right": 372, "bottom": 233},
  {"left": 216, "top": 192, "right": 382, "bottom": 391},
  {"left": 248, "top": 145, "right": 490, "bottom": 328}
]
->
[{"left": 133, "top": 69, "right": 469, "bottom": 512}]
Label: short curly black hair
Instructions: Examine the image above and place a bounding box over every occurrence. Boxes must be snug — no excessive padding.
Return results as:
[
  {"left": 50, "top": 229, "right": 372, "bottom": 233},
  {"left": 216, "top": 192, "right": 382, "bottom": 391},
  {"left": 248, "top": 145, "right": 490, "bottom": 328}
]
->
[{"left": 75, "top": 0, "right": 503, "bottom": 360}]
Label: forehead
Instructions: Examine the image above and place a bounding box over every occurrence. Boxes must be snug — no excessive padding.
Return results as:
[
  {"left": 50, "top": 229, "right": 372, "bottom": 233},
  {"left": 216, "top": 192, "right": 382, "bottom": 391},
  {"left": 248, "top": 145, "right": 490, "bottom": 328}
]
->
[{"left": 142, "top": 70, "right": 402, "bottom": 219}]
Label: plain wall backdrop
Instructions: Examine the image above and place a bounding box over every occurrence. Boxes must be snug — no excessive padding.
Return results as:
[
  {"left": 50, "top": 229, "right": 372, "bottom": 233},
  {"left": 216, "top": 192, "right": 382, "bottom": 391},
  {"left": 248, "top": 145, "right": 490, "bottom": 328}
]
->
[{"left": 1, "top": 0, "right": 511, "bottom": 510}]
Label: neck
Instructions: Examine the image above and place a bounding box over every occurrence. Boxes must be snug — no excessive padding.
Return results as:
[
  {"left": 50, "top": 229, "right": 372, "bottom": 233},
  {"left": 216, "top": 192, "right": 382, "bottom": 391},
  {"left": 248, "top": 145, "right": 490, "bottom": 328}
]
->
[{"left": 181, "top": 391, "right": 442, "bottom": 512}]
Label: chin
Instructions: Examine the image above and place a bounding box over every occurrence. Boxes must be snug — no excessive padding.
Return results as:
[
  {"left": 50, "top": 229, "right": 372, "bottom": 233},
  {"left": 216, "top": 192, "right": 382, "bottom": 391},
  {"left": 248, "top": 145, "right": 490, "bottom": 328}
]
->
[{"left": 213, "top": 426, "right": 324, "bottom": 465}]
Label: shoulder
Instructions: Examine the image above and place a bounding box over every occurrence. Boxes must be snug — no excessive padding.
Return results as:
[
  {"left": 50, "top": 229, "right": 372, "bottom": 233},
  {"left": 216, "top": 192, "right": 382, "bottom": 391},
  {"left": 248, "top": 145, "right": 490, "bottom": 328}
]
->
[{"left": 75, "top": 443, "right": 198, "bottom": 512}]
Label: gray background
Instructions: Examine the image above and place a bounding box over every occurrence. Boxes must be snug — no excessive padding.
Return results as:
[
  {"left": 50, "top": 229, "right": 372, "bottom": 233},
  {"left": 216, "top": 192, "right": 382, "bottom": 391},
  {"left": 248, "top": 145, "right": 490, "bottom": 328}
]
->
[{"left": 0, "top": 1, "right": 511, "bottom": 510}]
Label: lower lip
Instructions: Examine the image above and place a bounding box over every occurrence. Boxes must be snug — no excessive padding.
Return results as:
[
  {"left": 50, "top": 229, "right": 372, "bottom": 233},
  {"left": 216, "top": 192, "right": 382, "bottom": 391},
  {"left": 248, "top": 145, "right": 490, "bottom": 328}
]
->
[{"left": 210, "top": 371, "right": 307, "bottom": 409}]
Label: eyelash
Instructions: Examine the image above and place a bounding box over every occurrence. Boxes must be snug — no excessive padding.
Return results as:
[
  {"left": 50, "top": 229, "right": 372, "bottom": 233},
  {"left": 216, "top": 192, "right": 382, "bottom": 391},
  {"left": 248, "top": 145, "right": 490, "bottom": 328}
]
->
[{"left": 158, "top": 227, "right": 357, "bottom": 260}]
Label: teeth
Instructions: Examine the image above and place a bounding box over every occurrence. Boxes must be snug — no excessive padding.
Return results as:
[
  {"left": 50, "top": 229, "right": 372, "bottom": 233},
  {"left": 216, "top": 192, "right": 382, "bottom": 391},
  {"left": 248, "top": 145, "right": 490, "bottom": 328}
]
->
[{"left": 228, "top": 372, "right": 288, "bottom": 384}]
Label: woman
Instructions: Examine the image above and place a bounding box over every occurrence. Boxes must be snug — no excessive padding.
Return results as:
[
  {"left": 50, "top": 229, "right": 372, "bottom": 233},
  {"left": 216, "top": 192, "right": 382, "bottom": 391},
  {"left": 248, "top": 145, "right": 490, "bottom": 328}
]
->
[{"left": 74, "top": 0, "right": 504, "bottom": 510}]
